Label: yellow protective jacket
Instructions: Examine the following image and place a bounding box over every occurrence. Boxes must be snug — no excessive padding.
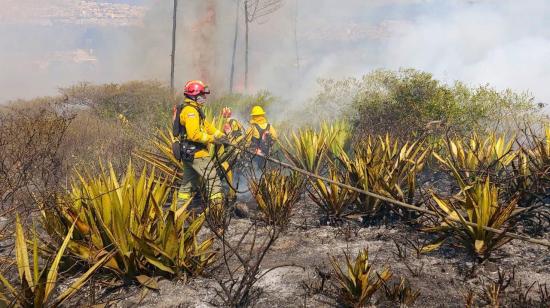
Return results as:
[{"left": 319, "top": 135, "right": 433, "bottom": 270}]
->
[
  {"left": 245, "top": 115, "right": 278, "bottom": 144},
  {"left": 225, "top": 118, "right": 245, "bottom": 142},
  {"left": 179, "top": 99, "right": 223, "bottom": 158}
]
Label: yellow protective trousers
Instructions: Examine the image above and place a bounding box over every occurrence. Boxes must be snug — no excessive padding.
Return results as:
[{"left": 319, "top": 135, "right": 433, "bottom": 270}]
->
[{"left": 177, "top": 157, "right": 224, "bottom": 208}]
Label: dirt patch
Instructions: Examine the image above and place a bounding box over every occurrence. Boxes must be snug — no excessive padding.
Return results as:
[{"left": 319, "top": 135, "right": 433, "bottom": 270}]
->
[{"left": 102, "top": 199, "right": 549, "bottom": 307}]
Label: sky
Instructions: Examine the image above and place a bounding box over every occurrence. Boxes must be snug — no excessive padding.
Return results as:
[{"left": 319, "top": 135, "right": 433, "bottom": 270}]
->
[{"left": 0, "top": 0, "right": 549, "bottom": 107}]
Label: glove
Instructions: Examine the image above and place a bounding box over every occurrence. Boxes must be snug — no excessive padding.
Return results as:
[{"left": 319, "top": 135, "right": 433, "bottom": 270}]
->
[
  {"left": 223, "top": 123, "right": 232, "bottom": 135},
  {"left": 221, "top": 107, "right": 232, "bottom": 118}
]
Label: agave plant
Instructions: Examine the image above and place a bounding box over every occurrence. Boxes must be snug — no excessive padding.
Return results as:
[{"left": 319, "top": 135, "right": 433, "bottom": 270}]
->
[
  {"left": 516, "top": 126, "right": 550, "bottom": 189},
  {"left": 249, "top": 169, "right": 304, "bottom": 227},
  {"left": 42, "top": 162, "right": 215, "bottom": 281},
  {"left": 383, "top": 277, "right": 421, "bottom": 307},
  {"left": 338, "top": 135, "right": 429, "bottom": 217},
  {"left": 0, "top": 216, "right": 109, "bottom": 307},
  {"left": 433, "top": 133, "right": 517, "bottom": 182},
  {"left": 508, "top": 125, "right": 550, "bottom": 232},
  {"left": 284, "top": 122, "right": 353, "bottom": 173},
  {"left": 533, "top": 126, "right": 550, "bottom": 168},
  {"left": 330, "top": 248, "right": 392, "bottom": 308},
  {"left": 308, "top": 166, "right": 358, "bottom": 223},
  {"left": 283, "top": 127, "right": 331, "bottom": 174},
  {"left": 427, "top": 174, "right": 518, "bottom": 261},
  {"left": 320, "top": 120, "right": 351, "bottom": 156}
]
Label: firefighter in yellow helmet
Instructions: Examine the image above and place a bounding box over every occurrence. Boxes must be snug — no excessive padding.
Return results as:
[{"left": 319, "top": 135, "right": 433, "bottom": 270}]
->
[
  {"left": 173, "top": 80, "right": 228, "bottom": 208},
  {"left": 245, "top": 105, "right": 277, "bottom": 169}
]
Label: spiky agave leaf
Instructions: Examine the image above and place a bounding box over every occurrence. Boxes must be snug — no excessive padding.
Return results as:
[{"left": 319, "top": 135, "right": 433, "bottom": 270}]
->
[
  {"left": 42, "top": 162, "right": 215, "bottom": 281},
  {"left": 433, "top": 133, "right": 517, "bottom": 181},
  {"left": 320, "top": 120, "right": 351, "bottom": 156},
  {"left": 249, "top": 169, "right": 304, "bottom": 227},
  {"left": 330, "top": 249, "right": 392, "bottom": 307},
  {"left": 0, "top": 216, "right": 109, "bottom": 307},
  {"left": 427, "top": 176, "right": 518, "bottom": 260},
  {"left": 337, "top": 134, "right": 429, "bottom": 216},
  {"left": 308, "top": 166, "right": 357, "bottom": 220},
  {"left": 283, "top": 127, "right": 330, "bottom": 173}
]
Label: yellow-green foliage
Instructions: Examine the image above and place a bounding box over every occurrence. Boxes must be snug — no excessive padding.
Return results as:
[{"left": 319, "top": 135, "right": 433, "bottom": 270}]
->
[
  {"left": 338, "top": 135, "right": 429, "bottom": 215},
  {"left": 428, "top": 176, "right": 518, "bottom": 260},
  {"left": 137, "top": 127, "right": 183, "bottom": 176},
  {"left": 320, "top": 120, "right": 351, "bottom": 156},
  {"left": 433, "top": 133, "right": 517, "bottom": 181},
  {"left": 0, "top": 216, "right": 109, "bottom": 307},
  {"left": 530, "top": 126, "right": 550, "bottom": 181},
  {"left": 309, "top": 167, "right": 357, "bottom": 219},
  {"left": 203, "top": 107, "right": 225, "bottom": 131},
  {"left": 59, "top": 81, "right": 174, "bottom": 124},
  {"left": 517, "top": 126, "right": 550, "bottom": 186},
  {"left": 284, "top": 127, "right": 330, "bottom": 173},
  {"left": 42, "top": 162, "right": 215, "bottom": 280},
  {"left": 249, "top": 169, "right": 303, "bottom": 227},
  {"left": 283, "top": 121, "right": 352, "bottom": 173},
  {"left": 330, "top": 249, "right": 392, "bottom": 308}
]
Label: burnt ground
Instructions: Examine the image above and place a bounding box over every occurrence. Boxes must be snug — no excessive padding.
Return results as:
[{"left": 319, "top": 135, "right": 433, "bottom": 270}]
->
[{"left": 84, "top": 198, "right": 550, "bottom": 308}]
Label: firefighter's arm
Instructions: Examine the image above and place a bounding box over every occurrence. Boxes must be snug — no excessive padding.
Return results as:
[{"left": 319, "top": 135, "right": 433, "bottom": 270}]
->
[
  {"left": 235, "top": 121, "right": 245, "bottom": 132},
  {"left": 180, "top": 106, "right": 214, "bottom": 144},
  {"left": 244, "top": 126, "right": 255, "bottom": 144},
  {"left": 204, "top": 119, "right": 224, "bottom": 139}
]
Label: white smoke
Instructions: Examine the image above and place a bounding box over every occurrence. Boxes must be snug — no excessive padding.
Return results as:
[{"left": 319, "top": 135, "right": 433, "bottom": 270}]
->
[{"left": 1, "top": 0, "right": 549, "bottom": 110}]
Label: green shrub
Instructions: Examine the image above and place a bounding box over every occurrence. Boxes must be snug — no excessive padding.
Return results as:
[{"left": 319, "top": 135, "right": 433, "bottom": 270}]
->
[
  {"left": 308, "top": 69, "right": 540, "bottom": 138},
  {"left": 60, "top": 80, "right": 174, "bottom": 128}
]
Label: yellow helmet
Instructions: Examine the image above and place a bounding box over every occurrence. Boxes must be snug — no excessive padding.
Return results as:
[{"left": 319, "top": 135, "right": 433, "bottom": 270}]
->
[{"left": 250, "top": 105, "right": 266, "bottom": 116}]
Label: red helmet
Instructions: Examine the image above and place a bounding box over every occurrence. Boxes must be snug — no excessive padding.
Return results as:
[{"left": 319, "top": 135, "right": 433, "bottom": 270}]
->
[{"left": 184, "top": 80, "right": 210, "bottom": 96}]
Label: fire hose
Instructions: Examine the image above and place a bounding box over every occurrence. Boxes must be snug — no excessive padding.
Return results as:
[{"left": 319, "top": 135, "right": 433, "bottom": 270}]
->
[{"left": 219, "top": 141, "right": 550, "bottom": 249}]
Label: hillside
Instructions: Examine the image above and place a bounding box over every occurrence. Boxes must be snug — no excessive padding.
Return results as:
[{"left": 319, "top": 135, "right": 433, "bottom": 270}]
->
[{"left": 0, "top": 0, "right": 146, "bottom": 26}]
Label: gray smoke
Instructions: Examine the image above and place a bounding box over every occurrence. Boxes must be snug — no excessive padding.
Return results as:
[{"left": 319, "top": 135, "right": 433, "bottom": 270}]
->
[{"left": 1, "top": 0, "right": 549, "bottom": 110}]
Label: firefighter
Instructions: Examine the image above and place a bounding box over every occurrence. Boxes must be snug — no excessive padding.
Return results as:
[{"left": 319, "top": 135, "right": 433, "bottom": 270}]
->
[
  {"left": 246, "top": 105, "right": 277, "bottom": 169},
  {"left": 220, "top": 107, "right": 247, "bottom": 190},
  {"left": 221, "top": 107, "right": 245, "bottom": 143},
  {"left": 175, "top": 80, "right": 228, "bottom": 208}
]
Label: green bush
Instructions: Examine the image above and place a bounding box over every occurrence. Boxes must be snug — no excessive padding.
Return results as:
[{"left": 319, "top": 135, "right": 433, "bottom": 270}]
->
[
  {"left": 308, "top": 69, "right": 540, "bottom": 138},
  {"left": 60, "top": 80, "right": 174, "bottom": 128}
]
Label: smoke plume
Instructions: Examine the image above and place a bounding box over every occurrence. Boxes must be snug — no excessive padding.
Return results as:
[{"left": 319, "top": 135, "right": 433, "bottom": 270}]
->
[{"left": 1, "top": 0, "right": 549, "bottom": 110}]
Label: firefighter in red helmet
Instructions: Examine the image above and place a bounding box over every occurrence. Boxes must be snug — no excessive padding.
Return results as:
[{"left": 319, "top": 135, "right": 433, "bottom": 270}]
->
[{"left": 172, "top": 80, "right": 228, "bottom": 208}]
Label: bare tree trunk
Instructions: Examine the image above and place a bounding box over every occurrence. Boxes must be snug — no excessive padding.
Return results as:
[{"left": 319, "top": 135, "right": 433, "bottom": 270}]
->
[
  {"left": 229, "top": 0, "right": 240, "bottom": 93},
  {"left": 293, "top": 0, "right": 300, "bottom": 73},
  {"left": 170, "top": 0, "right": 178, "bottom": 93},
  {"left": 244, "top": 0, "right": 250, "bottom": 92}
]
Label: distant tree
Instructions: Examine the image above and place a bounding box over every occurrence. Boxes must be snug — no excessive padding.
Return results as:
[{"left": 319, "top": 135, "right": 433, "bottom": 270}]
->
[
  {"left": 229, "top": 0, "right": 240, "bottom": 93},
  {"left": 293, "top": 0, "right": 299, "bottom": 74}
]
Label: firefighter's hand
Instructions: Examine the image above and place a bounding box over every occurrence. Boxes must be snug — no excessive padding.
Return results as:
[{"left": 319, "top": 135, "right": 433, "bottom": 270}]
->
[{"left": 214, "top": 135, "right": 230, "bottom": 145}]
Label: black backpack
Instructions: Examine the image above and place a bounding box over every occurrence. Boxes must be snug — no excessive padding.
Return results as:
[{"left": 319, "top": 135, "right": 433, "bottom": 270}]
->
[
  {"left": 172, "top": 103, "right": 185, "bottom": 138},
  {"left": 251, "top": 123, "right": 273, "bottom": 156}
]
